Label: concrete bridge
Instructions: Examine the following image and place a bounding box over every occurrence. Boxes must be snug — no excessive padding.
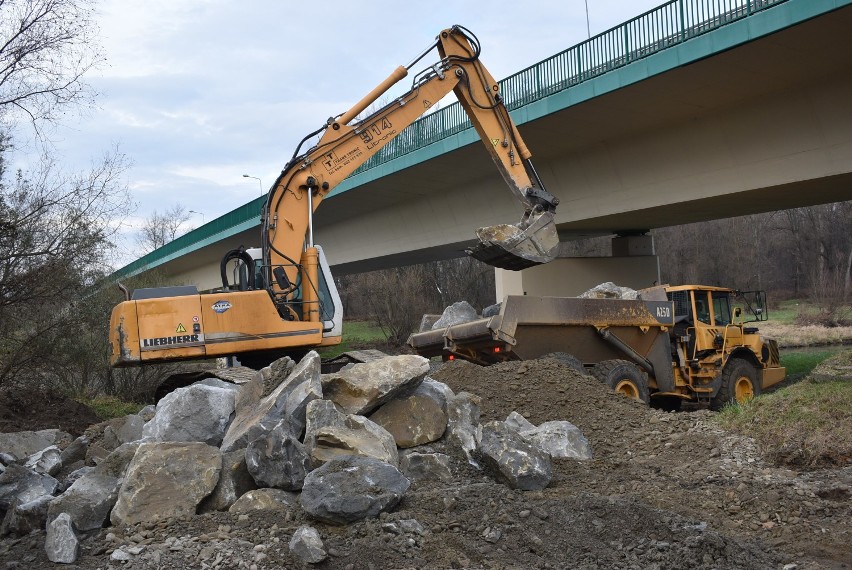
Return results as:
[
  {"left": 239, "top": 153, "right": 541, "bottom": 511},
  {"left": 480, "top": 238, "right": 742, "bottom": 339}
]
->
[{"left": 113, "top": 0, "right": 852, "bottom": 297}]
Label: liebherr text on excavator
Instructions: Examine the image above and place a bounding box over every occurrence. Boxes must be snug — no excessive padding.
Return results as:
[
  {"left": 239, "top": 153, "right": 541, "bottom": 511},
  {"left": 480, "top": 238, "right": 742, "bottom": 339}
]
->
[{"left": 110, "top": 26, "right": 559, "bottom": 368}]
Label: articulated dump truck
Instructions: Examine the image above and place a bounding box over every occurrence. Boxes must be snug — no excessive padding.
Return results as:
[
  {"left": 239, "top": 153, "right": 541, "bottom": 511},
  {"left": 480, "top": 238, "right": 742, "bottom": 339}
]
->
[{"left": 408, "top": 285, "right": 786, "bottom": 409}]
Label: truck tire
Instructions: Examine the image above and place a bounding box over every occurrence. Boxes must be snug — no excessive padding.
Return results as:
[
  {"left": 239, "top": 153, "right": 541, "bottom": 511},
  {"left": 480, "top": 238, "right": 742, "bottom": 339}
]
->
[
  {"left": 539, "top": 352, "right": 586, "bottom": 375},
  {"left": 591, "top": 359, "right": 650, "bottom": 404},
  {"left": 712, "top": 359, "right": 761, "bottom": 409}
]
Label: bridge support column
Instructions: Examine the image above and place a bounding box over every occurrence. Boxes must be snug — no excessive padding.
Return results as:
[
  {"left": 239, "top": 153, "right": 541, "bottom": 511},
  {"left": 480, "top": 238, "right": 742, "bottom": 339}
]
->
[{"left": 494, "top": 234, "right": 660, "bottom": 302}]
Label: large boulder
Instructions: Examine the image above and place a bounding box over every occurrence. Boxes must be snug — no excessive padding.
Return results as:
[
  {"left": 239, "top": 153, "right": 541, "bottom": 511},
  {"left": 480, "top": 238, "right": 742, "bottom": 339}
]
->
[
  {"left": 25, "top": 445, "right": 62, "bottom": 476},
  {"left": 198, "top": 449, "right": 257, "bottom": 513},
  {"left": 47, "top": 472, "right": 121, "bottom": 532},
  {"left": 0, "top": 464, "right": 58, "bottom": 514},
  {"left": 369, "top": 379, "right": 449, "bottom": 448},
  {"left": 142, "top": 383, "right": 236, "bottom": 446},
  {"left": 399, "top": 451, "right": 453, "bottom": 483},
  {"left": 0, "top": 430, "right": 69, "bottom": 461},
  {"left": 300, "top": 456, "right": 410, "bottom": 525},
  {"left": 303, "top": 400, "right": 398, "bottom": 467},
  {"left": 245, "top": 421, "right": 310, "bottom": 490},
  {"left": 579, "top": 282, "right": 638, "bottom": 300},
  {"left": 0, "top": 495, "right": 52, "bottom": 537},
  {"left": 59, "top": 436, "right": 89, "bottom": 466},
  {"left": 110, "top": 442, "right": 221, "bottom": 526},
  {"left": 93, "top": 442, "right": 142, "bottom": 479},
  {"left": 221, "top": 352, "right": 320, "bottom": 452},
  {"left": 45, "top": 512, "right": 79, "bottom": 563},
  {"left": 431, "top": 301, "right": 479, "bottom": 330},
  {"left": 289, "top": 525, "right": 327, "bottom": 564},
  {"left": 118, "top": 414, "right": 145, "bottom": 444},
  {"left": 322, "top": 355, "right": 429, "bottom": 415},
  {"left": 519, "top": 420, "right": 592, "bottom": 460},
  {"left": 445, "top": 391, "right": 482, "bottom": 464},
  {"left": 229, "top": 488, "right": 298, "bottom": 513},
  {"left": 476, "top": 421, "right": 552, "bottom": 491}
]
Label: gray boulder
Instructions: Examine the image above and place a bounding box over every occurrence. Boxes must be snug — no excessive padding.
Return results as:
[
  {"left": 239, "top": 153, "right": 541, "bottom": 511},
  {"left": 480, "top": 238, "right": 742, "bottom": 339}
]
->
[
  {"left": 142, "top": 383, "right": 236, "bottom": 446},
  {"left": 245, "top": 421, "right": 310, "bottom": 490},
  {"left": 399, "top": 451, "right": 453, "bottom": 482},
  {"left": 118, "top": 414, "right": 145, "bottom": 444},
  {"left": 579, "top": 282, "right": 638, "bottom": 300},
  {"left": 198, "top": 449, "right": 257, "bottom": 513},
  {"left": 221, "top": 352, "right": 320, "bottom": 452},
  {"left": 45, "top": 512, "right": 79, "bottom": 563},
  {"left": 229, "top": 488, "right": 298, "bottom": 513},
  {"left": 289, "top": 525, "right": 327, "bottom": 564},
  {"left": 304, "top": 400, "right": 398, "bottom": 467},
  {"left": 0, "top": 429, "right": 69, "bottom": 461},
  {"left": 59, "top": 436, "right": 89, "bottom": 466},
  {"left": 138, "top": 404, "right": 157, "bottom": 421},
  {"left": 431, "top": 301, "right": 479, "bottom": 330},
  {"left": 519, "top": 420, "right": 592, "bottom": 460},
  {"left": 369, "top": 380, "right": 449, "bottom": 448},
  {"left": 505, "top": 411, "right": 536, "bottom": 433},
  {"left": 25, "top": 445, "right": 62, "bottom": 476},
  {"left": 0, "top": 464, "right": 58, "bottom": 513},
  {"left": 482, "top": 303, "right": 502, "bottom": 318},
  {"left": 476, "top": 421, "right": 552, "bottom": 491},
  {"left": 47, "top": 472, "right": 121, "bottom": 532},
  {"left": 446, "top": 392, "right": 482, "bottom": 464},
  {"left": 93, "top": 441, "right": 142, "bottom": 479},
  {"left": 0, "top": 494, "right": 52, "bottom": 536},
  {"left": 322, "top": 355, "right": 429, "bottom": 415},
  {"left": 110, "top": 442, "right": 221, "bottom": 526},
  {"left": 300, "top": 456, "right": 410, "bottom": 525}
]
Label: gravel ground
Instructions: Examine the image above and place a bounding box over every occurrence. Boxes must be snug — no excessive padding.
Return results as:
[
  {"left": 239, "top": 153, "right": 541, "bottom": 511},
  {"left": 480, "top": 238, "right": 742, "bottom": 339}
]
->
[{"left": 1, "top": 358, "right": 850, "bottom": 569}]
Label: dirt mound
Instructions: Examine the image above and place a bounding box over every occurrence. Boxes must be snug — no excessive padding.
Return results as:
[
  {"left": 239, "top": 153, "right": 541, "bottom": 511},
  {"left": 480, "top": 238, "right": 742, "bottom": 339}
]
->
[{"left": 0, "top": 388, "right": 100, "bottom": 436}]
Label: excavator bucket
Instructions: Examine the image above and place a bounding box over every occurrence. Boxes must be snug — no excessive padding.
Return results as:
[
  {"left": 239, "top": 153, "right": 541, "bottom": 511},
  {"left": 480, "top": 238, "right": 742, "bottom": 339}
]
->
[{"left": 466, "top": 211, "right": 559, "bottom": 271}]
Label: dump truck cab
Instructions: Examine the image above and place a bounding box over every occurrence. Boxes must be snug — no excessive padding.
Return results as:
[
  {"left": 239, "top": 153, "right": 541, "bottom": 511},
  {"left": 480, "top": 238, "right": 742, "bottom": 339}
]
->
[{"left": 664, "top": 285, "right": 785, "bottom": 407}]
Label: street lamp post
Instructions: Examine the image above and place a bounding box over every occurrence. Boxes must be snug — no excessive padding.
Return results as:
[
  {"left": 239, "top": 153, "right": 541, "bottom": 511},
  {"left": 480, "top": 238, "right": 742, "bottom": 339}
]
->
[
  {"left": 243, "top": 174, "right": 264, "bottom": 197},
  {"left": 188, "top": 210, "right": 205, "bottom": 224}
]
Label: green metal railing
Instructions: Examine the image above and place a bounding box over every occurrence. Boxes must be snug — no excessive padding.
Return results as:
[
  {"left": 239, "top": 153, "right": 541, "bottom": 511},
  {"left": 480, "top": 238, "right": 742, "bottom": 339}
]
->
[{"left": 351, "top": 0, "right": 787, "bottom": 177}]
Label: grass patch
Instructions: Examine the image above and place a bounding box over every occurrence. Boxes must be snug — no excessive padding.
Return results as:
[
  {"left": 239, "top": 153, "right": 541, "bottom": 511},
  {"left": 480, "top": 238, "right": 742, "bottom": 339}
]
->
[
  {"left": 318, "top": 320, "right": 390, "bottom": 358},
  {"left": 717, "top": 350, "right": 852, "bottom": 468},
  {"left": 781, "top": 349, "right": 842, "bottom": 382},
  {"left": 79, "top": 396, "right": 145, "bottom": 421}
]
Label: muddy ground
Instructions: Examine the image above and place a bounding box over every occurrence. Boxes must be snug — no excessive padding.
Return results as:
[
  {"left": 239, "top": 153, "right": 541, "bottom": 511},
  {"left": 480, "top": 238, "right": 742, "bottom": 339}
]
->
[{"left": 1, "top": 358, "right": 850, "bottom": 569}]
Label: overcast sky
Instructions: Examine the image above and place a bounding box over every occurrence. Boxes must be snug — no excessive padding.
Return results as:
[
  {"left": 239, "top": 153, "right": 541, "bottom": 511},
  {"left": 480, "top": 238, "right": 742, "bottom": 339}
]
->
[{"left": 42, "top": 0, "right": 664, "bottom": 266}]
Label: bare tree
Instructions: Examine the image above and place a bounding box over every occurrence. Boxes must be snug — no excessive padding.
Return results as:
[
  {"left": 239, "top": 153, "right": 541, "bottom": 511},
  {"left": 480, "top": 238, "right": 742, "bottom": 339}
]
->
[
  {"left": 136, "top": 204, "right": 192, "bottom": 254},
  {"left": 0, "top": 138, "right": 131, "bottom": 386},
  {"left": 0, "top": 0, "right": 103, "bottom": 130}
]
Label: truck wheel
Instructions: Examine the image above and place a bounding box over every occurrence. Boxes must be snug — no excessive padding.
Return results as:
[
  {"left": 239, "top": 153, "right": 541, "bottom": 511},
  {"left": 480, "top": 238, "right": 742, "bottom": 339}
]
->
[
  {"left": 539, "top": 352, "right": 586, "bottom": 375},
  {"left": 713, "top": 359, "right": 761, "bottom": 409},
  {"left": 591, "top": 359, "right": 650, "bottom": 404}
]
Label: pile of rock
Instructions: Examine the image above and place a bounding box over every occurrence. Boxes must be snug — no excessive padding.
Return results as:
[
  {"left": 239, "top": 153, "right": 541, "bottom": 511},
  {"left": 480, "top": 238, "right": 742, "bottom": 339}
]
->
[{"left": 0, "top": 352, "right": 591, "bottom": 564}]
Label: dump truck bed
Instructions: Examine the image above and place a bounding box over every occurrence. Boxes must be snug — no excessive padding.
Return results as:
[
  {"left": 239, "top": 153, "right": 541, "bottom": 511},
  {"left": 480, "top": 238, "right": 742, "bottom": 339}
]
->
[{"left": 409, "top": 295, "right": 675, "bottom": 365}]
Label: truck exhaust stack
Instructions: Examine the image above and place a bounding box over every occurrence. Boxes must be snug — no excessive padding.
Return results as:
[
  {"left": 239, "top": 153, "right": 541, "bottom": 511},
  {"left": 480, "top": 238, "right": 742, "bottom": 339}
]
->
[{"left": 466, "top": 210, "right": 559, "bottom": 271}]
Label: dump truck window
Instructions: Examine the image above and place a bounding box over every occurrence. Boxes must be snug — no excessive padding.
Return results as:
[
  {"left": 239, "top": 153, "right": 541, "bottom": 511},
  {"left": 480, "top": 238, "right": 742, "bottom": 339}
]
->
[
  {"left": 712, "top": 292, "right": 732, "bottom": 326},
  {"left": 694, "top": 293, "right": 711, "bottom": 325}
]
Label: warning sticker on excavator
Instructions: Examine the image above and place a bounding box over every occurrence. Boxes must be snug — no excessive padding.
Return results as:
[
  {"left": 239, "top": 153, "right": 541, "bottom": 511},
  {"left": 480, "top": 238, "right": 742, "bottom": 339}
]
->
[
  {"left": 176, "top": 323, "right": 186, "bottom": 333},
  {"left": 491, "top": 138, "right": 499, "bottom": 147}
]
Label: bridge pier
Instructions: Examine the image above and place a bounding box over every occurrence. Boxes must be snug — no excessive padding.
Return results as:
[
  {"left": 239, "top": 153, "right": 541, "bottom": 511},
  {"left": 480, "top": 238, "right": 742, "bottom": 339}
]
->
[{"left": 494, "top": 234, "right": 660, "bottom": 302}]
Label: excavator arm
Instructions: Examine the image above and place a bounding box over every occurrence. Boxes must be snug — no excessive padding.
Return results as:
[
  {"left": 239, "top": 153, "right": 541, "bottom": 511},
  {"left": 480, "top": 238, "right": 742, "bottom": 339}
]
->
[{"left": 262, "top": 26, "right": 559, "bottom": 320}]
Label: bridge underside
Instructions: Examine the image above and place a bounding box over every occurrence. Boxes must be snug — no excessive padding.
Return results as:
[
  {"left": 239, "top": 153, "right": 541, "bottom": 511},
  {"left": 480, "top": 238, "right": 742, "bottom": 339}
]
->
[{"left": 165, "top": 4, "right": 852, "bottom": 289}]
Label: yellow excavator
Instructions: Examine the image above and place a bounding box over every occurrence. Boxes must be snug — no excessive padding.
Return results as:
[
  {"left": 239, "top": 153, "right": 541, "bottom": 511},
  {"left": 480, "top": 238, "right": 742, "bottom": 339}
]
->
[{"left": 110, "top": 26, "right": 559, "bottom": 369}]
